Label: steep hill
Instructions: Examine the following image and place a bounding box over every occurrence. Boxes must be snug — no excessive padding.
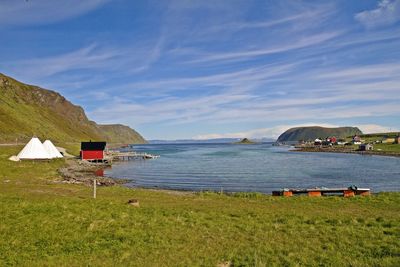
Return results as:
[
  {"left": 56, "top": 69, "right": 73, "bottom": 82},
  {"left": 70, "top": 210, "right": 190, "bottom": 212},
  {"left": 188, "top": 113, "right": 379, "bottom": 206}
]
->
[
  {"left": 97, "top": 124, "right": 147, "bottom": 144},
  {"left": 0, "top": 73, "right": 146, "bottom": 144},
  {"left": 277, "top": 126, "right": 362, "bottom": 142}
]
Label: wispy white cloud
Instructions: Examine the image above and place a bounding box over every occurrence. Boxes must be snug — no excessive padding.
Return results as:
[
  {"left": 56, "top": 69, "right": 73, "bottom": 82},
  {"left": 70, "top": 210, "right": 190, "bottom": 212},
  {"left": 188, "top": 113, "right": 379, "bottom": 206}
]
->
[
  {"left": 357, "top": 124, "right": 400, "bottom": 134},
  {"left": 89, "top": 93, "right": 400, "bottom": 128},
  {"left": 3, "top": 40, "right": 165, "bottom": 83},
  {"left": 315, "top": 63, "right": 400, "bottom": 80},
  {"left": 189, "top": 5, "right": 335, "bottom": 38},
  {"left": 8, "top": 44, "right": 119, "bottom": 78},
  {"left": 193, "top": 123, "right": 339, "bottom": 140},
  {"left": 1, "top": 0, "right": 399, "bottom": 140},
  {"left": 193, "top": 123, "right": 399, "bottom": 140},
  {"left": 355, "top": 0, "right": 400, "bottom": 29},
  {"left": 87, "top": 61, "right": 400, "bottom": 129},
  {"left": 121, "top": 62, "right": 298, "bottom": 94},
  {"left": 0, "top": 0, "right": 110, "bottom": 26},
  {"left": 188, "top": 31, "right": 342, "bottom": 63}
]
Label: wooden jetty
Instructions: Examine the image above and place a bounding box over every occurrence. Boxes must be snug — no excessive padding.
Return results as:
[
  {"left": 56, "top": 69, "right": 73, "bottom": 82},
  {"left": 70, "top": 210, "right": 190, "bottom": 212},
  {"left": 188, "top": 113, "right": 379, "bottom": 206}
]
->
[
  {"left": 106, "top": 151, "right": 160, "bottom": 161},
  {"left": 272, "top": 186, "right": 370, "bottom": 197}
]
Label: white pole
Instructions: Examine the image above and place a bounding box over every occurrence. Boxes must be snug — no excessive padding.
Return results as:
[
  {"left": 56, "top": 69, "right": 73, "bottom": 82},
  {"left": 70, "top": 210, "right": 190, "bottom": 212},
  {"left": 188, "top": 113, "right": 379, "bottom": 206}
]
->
[{"left": 93, "top": 179, "right": 97, "bottom": 199}]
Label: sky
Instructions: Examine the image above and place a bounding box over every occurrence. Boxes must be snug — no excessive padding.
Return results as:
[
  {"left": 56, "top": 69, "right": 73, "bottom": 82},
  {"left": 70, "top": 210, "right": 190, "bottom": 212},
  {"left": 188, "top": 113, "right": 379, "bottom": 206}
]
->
[{"left": 0, "top": 0, "right": 399, "bottom": 140}]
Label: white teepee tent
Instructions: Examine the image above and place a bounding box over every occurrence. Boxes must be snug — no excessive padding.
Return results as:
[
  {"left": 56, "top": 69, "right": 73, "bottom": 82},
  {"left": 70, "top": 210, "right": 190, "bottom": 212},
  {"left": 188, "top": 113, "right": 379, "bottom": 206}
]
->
[
  {"left": 43, "top": 140, "right": 63, "bottom": 158},
  {"left": 17, "top": 137, "right": 51, "bottom": 160}
]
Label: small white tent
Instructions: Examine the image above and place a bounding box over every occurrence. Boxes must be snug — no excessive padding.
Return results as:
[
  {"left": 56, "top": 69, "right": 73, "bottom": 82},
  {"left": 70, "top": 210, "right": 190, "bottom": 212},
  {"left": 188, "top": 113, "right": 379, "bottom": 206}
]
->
[
  {"left": 43, "top": 140, "right": 63, "bottom": 158},
  {"left": 17, "top": 137, "right": 51, "bottom": 160}
]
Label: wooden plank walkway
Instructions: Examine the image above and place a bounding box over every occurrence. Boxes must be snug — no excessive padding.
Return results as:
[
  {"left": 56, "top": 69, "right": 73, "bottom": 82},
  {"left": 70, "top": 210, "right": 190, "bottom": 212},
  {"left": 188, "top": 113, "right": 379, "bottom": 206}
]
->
[{"left": 106, "top": 151, "right": 160, "bottom": 161}]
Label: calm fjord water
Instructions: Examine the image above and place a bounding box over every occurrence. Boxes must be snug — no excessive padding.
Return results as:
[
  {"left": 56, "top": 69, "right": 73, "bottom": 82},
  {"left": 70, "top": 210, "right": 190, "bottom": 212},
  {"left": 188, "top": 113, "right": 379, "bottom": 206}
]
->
[{"left": 106, "top": 143, "right": 400, "bottom": 193}]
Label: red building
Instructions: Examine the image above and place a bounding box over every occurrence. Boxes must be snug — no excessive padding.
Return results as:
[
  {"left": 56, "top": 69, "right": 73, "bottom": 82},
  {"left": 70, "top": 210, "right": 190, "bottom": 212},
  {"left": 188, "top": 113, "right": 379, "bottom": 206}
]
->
[{"left": 80, "top": 141, "right": 106, "bottom": 161}]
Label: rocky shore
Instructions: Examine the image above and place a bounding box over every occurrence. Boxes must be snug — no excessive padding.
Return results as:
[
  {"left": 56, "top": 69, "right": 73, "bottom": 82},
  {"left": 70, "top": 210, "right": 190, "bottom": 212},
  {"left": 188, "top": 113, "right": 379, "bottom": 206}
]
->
[
  {"left": 58, "top": 159, "right": 128, "bottom": 186},
  {"left": 292, "top": 147, "right": 400, "bottom": 157}
]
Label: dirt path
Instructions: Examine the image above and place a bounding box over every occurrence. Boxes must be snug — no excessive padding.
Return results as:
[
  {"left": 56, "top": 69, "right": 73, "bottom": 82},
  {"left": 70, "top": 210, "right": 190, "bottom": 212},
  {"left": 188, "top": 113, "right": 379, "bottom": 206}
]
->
[{"left": 56, "top": 147, "right": 75, "bottom": 158}]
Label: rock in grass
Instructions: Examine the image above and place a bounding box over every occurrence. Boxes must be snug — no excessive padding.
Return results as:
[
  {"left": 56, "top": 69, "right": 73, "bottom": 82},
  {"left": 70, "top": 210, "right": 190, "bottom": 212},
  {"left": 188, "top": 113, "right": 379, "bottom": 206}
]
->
[{"left": 128, "top": 199, "right": 140, "bottom": 207}]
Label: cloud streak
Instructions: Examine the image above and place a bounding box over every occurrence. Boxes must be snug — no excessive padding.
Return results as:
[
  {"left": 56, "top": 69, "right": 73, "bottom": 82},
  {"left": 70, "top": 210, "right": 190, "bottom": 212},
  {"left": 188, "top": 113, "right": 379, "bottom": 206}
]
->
[
  {"left": 0, "top": 0, "right": 110, "bottom": 26},
  {"left": 1, "top": 1, "right": 399, "bottom": 139},
  {"left": 355, "top": 0, "right": 400, "bottom": 28},
  {"left": 188, "top": 31, "right": 342, "bottom": 64},
  {"left": 87, "top": 60, "right": 400, "bottom": 131},
  {"left": 7, "top": 44, "right": 119, "bottom": 79},
  {"left": 193, "top": 123, "right": 399, "bottom": 140}
]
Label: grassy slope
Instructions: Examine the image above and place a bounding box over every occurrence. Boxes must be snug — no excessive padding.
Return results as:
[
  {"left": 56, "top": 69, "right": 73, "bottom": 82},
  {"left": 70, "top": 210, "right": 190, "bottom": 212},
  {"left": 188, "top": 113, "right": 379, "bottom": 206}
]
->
[
  {"left": 0, "top": 74, "right": 101, "bottom": 143},
  {"left": 0, "top": 73, "right": 146, "bottom": 144},
  {"left": 373, "top": 144, "right": 400, "bottom": 153},
  {"left": 359, "top": 132, "right": 399, "bottom": 139},
  {"left": 0, "top": 146, "right": 399, "bottom": 266},
  {"left": 97, "top": 124, "right": 147, "bottom": 144},
  {"left": 353, "top": 133, "right": 400, "bottom": 153}
]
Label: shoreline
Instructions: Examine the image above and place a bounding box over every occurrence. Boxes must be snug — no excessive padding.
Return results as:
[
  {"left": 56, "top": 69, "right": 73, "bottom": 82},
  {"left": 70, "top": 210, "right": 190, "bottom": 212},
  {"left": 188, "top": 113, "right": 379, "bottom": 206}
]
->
[
  {"left": 58, "top": 158, "right": 194, "bottom": 195},
  {"left": 59, "top": 148, "right": 400, "bottom": 195},
  {"left": 58, "top": 158, "right": 128, "bottom": 186},
  {"left": 2, "top": 145, "right": 400, "bottom": 265},
  {"left": 291, "top": 147, "right": 400, "bottom": 158}
]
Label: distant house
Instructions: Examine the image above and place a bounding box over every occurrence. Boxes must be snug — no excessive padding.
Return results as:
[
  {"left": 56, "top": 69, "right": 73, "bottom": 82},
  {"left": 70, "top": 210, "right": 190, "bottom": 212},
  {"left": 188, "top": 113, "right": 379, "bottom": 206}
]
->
[
  {"left": 81, "top": 141, "right": 106, "bottom": 161},
  {"left": 337, "top": 138, "right": 346, "bottom": 145},
  {"left": 322, "top": 140, "right": 332, "bottom": 147},
  {"left": 314, "top": 138, "right": 322, "bottom": 146},
  {"left": 359, "top": 144, "right": 373, "bottom": 151},
  {"left": 395, "top": 136, "right": 400, "bottom": 144},
  {"left": 352, "top": 135, "right": 362, "bottom": 145}
]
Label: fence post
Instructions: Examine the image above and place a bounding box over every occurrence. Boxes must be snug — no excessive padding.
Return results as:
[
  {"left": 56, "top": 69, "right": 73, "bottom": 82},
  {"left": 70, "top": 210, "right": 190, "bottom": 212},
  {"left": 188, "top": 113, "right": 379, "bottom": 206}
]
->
[{"left": 93, "top": 179, "right": 97, "bottom": 199}]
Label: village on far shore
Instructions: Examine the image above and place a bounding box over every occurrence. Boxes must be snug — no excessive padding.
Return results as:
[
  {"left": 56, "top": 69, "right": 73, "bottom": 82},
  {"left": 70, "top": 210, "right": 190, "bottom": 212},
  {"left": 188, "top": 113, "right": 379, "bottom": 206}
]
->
[{"left": 290, "top": 132, "right": 400, "bottom": 156}]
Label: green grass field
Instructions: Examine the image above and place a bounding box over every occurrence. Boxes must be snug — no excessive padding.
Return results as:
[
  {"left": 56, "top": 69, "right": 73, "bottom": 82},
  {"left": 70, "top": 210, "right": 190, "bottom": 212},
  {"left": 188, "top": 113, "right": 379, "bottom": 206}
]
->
[
  {"left": 374, "top": 143, "right": 400, "bottom": 153},
  {"left": 1, "top": 146, "right": 399, "bottom": 266}
]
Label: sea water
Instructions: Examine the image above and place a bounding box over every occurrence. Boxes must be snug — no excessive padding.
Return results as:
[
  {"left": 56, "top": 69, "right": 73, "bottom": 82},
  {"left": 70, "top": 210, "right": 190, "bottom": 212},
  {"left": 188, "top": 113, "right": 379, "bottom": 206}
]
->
[{"left": 105, "top": 143, "right": 400, "bottom": 193}]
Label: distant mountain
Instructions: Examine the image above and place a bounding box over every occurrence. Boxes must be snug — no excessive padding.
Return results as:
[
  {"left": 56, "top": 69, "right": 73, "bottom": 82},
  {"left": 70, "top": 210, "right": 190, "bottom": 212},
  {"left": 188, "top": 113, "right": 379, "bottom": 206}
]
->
[
  {"left": 97, "top": 124, "right": 147, "bottom": 144},
  {"left": 277, "top": 126, "right": 362, "bottom": 142},
  {"left": 149, "top": 138, "right": 242, "bottom": 144},
  {"left": 149, "top": 137, "right": 275, "bottom": 144},
  {"left": 233, "top": 138, "right": 256, "bottom": 144},
  {"left": 0, "top": 73, "right": 146, "bottom": 144}
]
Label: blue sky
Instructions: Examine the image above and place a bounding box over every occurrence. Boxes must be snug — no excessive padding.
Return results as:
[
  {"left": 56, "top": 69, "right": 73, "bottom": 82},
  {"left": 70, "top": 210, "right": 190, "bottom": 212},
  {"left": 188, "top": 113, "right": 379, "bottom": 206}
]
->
[{"left": 1, "top": 0, "right": 399, "bottom": 140}]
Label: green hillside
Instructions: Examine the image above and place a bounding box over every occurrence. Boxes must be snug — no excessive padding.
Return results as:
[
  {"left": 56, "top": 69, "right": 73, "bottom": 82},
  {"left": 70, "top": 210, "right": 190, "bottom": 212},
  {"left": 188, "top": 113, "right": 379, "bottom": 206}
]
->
[
  {"left": 277, "top": 126, "right": 362, "bottom": 142},
  {"left": 97, "top": 124, "right": 147, "bottom": 144},
  {"left": 0, "top": 73, "right": 146, "bottom": 144},
  {"left": 359, "top": 132, "right": 399, "bottom": 140}
]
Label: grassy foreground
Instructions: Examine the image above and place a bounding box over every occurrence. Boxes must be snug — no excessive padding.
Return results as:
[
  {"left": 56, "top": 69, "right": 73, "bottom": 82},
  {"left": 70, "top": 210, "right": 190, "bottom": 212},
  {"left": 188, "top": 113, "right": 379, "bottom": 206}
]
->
[{"left": 0, "top": 146, "right": 399, "bottom": 266}]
